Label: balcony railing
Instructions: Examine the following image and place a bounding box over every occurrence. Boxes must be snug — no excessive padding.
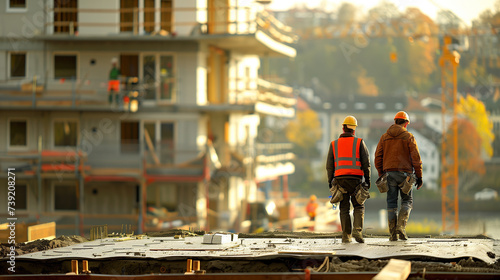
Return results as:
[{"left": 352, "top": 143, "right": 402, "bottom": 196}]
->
[
  {"left": 41, "top": 6, "right": 296, "bottom": 44},
  {"left": 229, "top": 77, "right": 297, "bottom": 106},
  {"left": 0, "top": 76, "right": 176, "bottom": 110},
  {"left": 0, "top": 76, "right": 296, "bottom": 110},
  {"left": 0, "top": 143, "right": 204, "bottom": 179}
]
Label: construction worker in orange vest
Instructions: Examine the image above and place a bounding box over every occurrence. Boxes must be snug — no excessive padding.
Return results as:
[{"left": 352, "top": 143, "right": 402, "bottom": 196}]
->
[
  {"left": 306, "top": 194, "right": 319, "bottom": 221},
  {"left": 326, "top": 116, "right": 371, "bottom": 243},
  {"left": 375, "top": 111, "right": 423, "bottom": 241}
]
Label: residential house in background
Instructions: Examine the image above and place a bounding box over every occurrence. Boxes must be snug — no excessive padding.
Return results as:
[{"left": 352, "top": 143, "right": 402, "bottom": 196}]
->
[{"left": 0, "top": 0, "right": 297, "bottom": 236}]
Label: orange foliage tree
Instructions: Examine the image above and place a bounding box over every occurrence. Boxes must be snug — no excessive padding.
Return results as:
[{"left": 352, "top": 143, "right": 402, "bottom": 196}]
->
[
  {"left": 402, "top": 8, "right": 439, "bottom": 91},
  {"left": 457, "top": 94, "right": 495, "bottom": 157},
  {"left": 357, "top": 68, "right": 379, "bottom": 96},
  {"left": 444, "top": 119, "right": 484, "bottom": 191},
  {"left": 445, "top": 94, "right": 495, "bottom": 192}
]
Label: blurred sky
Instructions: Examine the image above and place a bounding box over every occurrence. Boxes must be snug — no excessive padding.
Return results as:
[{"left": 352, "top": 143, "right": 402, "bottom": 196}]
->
[{"left": 267, "top": 0, "right": 499, "bottom": 25}]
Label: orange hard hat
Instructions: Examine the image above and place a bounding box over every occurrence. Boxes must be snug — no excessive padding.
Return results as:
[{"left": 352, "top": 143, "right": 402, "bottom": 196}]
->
[
  {"left": 394, "top": 111, "right": 410, "bottom": 124},
  {"left": 310, "top": 195, "right": 317, "bottom": 201},
  {"left": 342, "top": 116, "right": 358, "bottom": 127}
]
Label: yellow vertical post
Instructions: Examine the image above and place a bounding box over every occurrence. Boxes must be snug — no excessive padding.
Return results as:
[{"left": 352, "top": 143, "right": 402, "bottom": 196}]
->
[
  {"left": 452, "top": 53, "right": 459, "bottom": 234},
  {"left": 220, "top": 51, "right": 227, "bottom": 103},
  {"left": 440, "top": 57, "right": 447, "bottom": 233},
  {"left": 439, "top": 35, "right": 460, "bottom": 235},
  {"left": 71, "top": 260, "right": 79, "bottom": 274}
]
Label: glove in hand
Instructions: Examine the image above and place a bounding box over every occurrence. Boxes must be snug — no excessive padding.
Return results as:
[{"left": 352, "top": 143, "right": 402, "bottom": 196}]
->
[{"left": 416, "top": 177, "right": 423, "bottom": 190}]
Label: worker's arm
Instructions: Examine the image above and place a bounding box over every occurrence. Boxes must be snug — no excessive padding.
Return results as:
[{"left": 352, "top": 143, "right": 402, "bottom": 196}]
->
[
  {"left": 326, "top": 143, "right": 335, "bottom": 187},
  {"left": 374, "top": 135, "right": 384, "bottom": 177},
  {"left": 359, "top": 139, "right": 371, "bottom": 187},
  {"left": 408, "top": 134, "right": 423, "bottom": 178}
]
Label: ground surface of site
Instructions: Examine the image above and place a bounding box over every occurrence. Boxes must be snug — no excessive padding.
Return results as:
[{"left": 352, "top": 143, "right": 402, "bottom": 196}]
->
[{"left": 1, "top": 230, "right": 499, "bottom": 278}]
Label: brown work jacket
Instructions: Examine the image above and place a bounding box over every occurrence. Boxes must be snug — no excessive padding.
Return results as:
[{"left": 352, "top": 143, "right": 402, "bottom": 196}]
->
[{"left": 375, "top": 124, "right": 423, "bottom": 178}]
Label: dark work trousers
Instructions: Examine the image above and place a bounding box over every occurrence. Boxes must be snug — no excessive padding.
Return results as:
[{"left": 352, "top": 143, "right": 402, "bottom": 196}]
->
[
  {"left": 387, "top": 171, "right": 413, "bottom": 210},
  {"left": 337, "top": 177, "right": 363, "bottom": 235}
]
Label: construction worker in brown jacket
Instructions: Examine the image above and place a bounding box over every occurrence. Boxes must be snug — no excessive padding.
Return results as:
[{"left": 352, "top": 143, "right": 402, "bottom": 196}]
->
[
  {"left": 375, "top": 111, "right": 423, "bottom": 241},
  {"left": 326, "top": 116, "right": 371, "bottom": 243}
]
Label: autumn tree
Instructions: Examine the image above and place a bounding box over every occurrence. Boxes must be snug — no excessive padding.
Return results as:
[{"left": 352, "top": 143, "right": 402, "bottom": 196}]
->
[
  {"left": 457, "top": 94, "right": 495, "bottom": 157},
  {"left": 472, "top": 1, "right": 500, "bottom": 83},
  {"left": 285, "top": 109, "right": 322, "bottom": 156},
  {"left": 337, "top": 2, "right": 357, "bottom": 24},
  {"left": 367, "top": 1, "right": 400, "bottom": 20},
  {"left": 285, "top": 109, "right": 323, "bottom": 194},
  {"left": 444, "top": 118, "right": 484, "bottom": 192},
  {"left": 400, "top": 8, "right": 439, "bottom": 92},
  {"left": 444, "top": 95, "right": 495, "bottom": 192},
  {"left": 267, "top": 4, "right": 453, "bottom": 96},
  {"left": 357, "top": 67, "right": 379, "bottom": 96}
]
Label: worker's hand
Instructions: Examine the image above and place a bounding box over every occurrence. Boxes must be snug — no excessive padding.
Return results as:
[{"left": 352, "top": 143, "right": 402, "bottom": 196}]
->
[
  {"left": 363, "top": 182, "right": 370, "bottom": 189},
  {"left": 416, "top": 177, "right": 423, "bottom": 190}
]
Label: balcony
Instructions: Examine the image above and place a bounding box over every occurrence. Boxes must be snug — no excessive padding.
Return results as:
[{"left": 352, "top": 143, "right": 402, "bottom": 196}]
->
[
  {"left": 36, "top": 5, "right": 296, "bottom": 57},
  {"left": 0, "top": 140, "right": 296, "bottom": 184},
  {"left": 0, "top": 76, "right": 175, "bottom": 110},
  {"left": 224, "top": 77, "right": 296, "bottom": 118},
  {"left": 255, "top": 143, "right": 295, "bottom": 181},
  {"left": 0, "top": 141, "right": 205, "bottom": 183}
]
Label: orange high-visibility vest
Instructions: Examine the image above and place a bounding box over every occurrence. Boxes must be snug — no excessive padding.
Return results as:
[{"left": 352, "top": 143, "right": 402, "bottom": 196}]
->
[
  {"left": 332, "top": 136, "right": 363, "bottom": 177},
  {"left": 306, "top": 201, "right": 318, "bottom": 218}
]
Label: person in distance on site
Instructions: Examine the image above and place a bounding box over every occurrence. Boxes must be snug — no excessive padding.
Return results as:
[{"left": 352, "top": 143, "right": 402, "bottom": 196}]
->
[
  {"left": 306, "top": 194, "right": 319, "bottom": 231},
  {"left": 108, "top": 57, "right": 121, "bottom": 105},
  {"left": 306, "top": 194, "right": 319, "bottom": 221},
  {"left": 375, "top": 111, "right": 423, "bottom": 241},
  {"left": 326, "top": 116, "right": 371, "bottom": 243}
]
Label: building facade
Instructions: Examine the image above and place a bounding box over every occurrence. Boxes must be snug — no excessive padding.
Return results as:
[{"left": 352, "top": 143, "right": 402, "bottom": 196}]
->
[{"left": 0, "top": 0, "right": 297, "bottom": 235}]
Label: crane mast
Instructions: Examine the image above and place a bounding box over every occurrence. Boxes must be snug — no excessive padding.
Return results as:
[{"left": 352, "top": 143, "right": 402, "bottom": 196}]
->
[{"left": 439, "top": 35, "right": 460, "bottom": 234}]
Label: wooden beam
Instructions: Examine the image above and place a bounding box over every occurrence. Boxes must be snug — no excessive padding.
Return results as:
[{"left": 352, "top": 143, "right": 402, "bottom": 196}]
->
[
  {"left": 144, "top": 129, "right": 160, "bottom": 165},
  {"left": 372, "top": 259, "right": 411, "bottom": 280}
]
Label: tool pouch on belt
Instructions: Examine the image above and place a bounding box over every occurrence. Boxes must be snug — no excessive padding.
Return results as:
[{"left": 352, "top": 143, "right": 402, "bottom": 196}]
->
[
  {"left": 398, "top": 173, "right": 416, "bottom": 195},
  {"left": 329, "top": 179, "right": 345, "bottom": 204},
  {"left": 355, "top": 182, "right": 370, "bottom": 205},
  {"left": 375, "top": 173, "right": 389, "bottom": 193}
]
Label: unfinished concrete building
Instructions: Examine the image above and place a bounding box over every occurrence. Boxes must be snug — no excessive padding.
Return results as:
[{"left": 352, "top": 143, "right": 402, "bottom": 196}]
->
[{"left": 0, "top": 0, "right": 297, "bottom": 237}]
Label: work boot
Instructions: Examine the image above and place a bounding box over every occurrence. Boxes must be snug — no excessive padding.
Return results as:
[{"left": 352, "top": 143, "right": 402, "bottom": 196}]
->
[
  {"left": 388, "top": 208, "right": 398, "bottom": 241},
  {"left": 342, "top": 232, "right": 352, "bottom": 243},
  {"left": 397, "top": 207, "right": 412, "bottom": 241},
  {"left": 340, "top": 208, "right": 352, "bottom": 244},
  {"left": 352, "top": 210, "right": 364, "bottom": 243}
]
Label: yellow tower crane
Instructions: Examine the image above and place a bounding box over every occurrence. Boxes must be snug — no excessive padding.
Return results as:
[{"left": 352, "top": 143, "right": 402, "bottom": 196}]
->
[{"left": 439, "top": 35, "right": 460, "bottom": 234}]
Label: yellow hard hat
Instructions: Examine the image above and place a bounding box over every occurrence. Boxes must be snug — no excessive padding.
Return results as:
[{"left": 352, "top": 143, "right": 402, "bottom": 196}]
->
[
  {"left": 394, "top": 111, "right": 410, "bottom": 124},
  {"left": 342, "top": 116, "right": 358, "bottom": 127},
  {"left": 310, "top": 195, "right": 317, "bottom": 201}
]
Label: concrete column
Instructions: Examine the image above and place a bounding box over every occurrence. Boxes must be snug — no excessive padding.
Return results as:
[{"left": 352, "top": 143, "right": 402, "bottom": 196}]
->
[
  {"left": 155, "top": 0, "right": 161, "bottom": 32},
  {"left": 139, "top": 0, "right": 145, "bottom": 35}
]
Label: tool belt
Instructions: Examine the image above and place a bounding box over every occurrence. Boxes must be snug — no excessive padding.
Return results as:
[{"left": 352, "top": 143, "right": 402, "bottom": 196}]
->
[
  {"left": 399, "top": 173, "right": 416, "bottom": 195},
  {"left": 355, "top": 182, "right": 370, "bottom": 205},
  {"left": 375, "top": 173, "right": 388, "bottom": 193},
  {"left": 329, "top": 178, "right": 346, "bottom": 204}
]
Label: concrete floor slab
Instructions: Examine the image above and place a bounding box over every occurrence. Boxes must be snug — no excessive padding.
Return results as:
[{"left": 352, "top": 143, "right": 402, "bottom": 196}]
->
[{"left": 16, "top": 236, "right": 499, "bottom": 264}]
